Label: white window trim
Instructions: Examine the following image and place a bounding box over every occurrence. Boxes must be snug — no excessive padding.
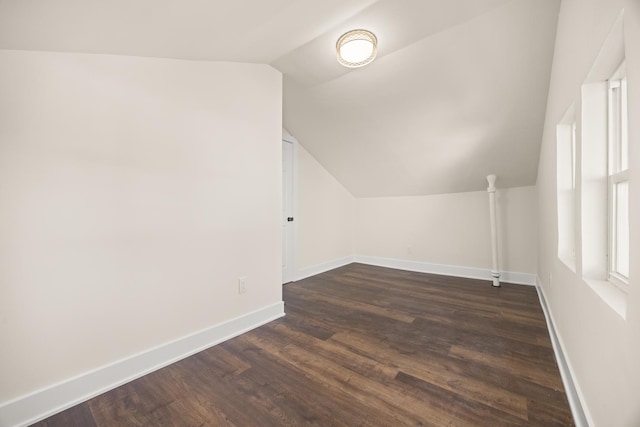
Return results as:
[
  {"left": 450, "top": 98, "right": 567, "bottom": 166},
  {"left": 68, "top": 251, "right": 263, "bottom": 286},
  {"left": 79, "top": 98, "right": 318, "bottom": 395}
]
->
[
  {"left": 579, "top": 13, "right": 628, "bottom": 318},
  {"left": 606, "top": 64, "right": 629, "bottom": 290},
  {"left": 607, "top": 170, "right": 629, "bottom": 290}
]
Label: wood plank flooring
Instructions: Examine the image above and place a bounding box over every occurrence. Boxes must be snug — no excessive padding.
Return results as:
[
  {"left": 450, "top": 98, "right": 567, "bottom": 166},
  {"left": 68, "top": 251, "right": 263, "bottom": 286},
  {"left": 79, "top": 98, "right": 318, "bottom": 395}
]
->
[{"left": 32, "top": 263, "right": 574, "bottom": 426}]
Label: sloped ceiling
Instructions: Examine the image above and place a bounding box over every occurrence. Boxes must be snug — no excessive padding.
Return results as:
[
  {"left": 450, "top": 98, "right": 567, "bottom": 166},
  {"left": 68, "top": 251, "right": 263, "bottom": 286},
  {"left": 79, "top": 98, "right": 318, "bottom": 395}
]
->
[{"left": 0, "top": 0, "right": 560, "bottom": 196}]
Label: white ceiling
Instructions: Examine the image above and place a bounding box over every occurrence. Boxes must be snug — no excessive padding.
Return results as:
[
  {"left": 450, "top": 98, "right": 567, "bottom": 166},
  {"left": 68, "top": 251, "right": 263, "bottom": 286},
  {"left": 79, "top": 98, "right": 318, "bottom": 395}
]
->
[{"left": 0, "top": 0, "right": 560, "bottom": 196}]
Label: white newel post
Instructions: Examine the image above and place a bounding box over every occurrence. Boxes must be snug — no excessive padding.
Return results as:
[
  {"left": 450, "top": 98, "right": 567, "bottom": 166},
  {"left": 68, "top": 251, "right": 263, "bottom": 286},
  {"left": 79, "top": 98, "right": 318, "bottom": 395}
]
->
[{"left": 486, "top": 174, "right": 501, "bottom": 287}]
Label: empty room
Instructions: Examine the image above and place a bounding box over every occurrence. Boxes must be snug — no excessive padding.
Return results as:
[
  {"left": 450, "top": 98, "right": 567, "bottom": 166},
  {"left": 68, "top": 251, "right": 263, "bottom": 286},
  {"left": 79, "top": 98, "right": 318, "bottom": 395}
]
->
[{"left": 0, "top": 0, "right": 638, "bottom": 426}]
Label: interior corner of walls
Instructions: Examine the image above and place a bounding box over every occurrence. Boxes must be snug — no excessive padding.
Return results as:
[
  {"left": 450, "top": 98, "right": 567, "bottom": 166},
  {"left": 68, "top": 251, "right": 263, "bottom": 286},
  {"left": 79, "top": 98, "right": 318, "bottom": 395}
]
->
[
  {"left": 296, "top": 143, "right": 356, "bottom": 270},
  {"left": 499, "top": 271, "right": 537, "bottom": 286},
  {"left": 353, "top": 255, "right": 536, "bottom": 286},
  {"left": 0, "top": 302, "right": 284, "bottom": 427},
  {"left": 296, "top": 143, "right": 355, "bottom": 199},
  {"left": 295, "top": 256, "right": 355, "bottom": 281},
  {"left": 294, "top": 254, "right": 538, "bottom": 287}
]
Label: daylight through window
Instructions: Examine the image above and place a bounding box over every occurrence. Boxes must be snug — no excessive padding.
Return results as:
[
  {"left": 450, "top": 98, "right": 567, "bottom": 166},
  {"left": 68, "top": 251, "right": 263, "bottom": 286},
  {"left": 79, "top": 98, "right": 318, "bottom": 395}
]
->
[{"left": 608, "top": 62, "right": 629, "bottom": 286}]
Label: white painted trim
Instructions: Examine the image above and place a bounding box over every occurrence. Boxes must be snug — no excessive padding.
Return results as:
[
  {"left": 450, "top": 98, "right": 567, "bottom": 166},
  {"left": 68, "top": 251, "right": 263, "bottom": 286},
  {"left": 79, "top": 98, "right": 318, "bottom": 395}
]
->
[
  {"left": 0, "top": 302, "right": 285, "bottom": 427},
  {"left": 292, "top": 139, "right": 299, "bottom": 283},
  {"left": 535, "top": 277, "right": 591, "bottom": 427},
  {"left": 354, "top": 255, "right": 537, "bottom": 286},
  {"left": 282, "top": 137, "right": 298, "bottom": 284},
  {"left": 295, "top": 256, "right": 355, "bottom": 281},
  {"left": 281, "top": 133, "right": 300, "bottom": 285},
  {"left": 282, "top": 133, "right": 297, "bottom": 145}
]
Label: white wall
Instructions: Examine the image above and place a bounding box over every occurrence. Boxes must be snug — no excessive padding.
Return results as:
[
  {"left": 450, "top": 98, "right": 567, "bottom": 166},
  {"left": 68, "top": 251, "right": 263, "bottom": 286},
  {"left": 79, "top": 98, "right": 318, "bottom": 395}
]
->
[
  {"left": 296, "top": 144, "right": 355, "bottom": 273},
  {"left": 536, "top": 0, "right": 640, "bottom": 425},
  {"left": 355, "top": 186, "right": 537, "bottom": 275},
  {"left": 293, "top": 135, "right": 537, "bottom": 282},
  {"left": 0, "top": 50, "right": 282, "bottom": 404}
]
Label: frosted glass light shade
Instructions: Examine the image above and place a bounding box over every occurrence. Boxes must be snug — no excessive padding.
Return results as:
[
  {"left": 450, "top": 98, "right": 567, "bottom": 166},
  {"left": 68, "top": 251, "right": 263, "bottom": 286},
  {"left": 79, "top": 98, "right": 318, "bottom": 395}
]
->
[{"left": 336, "top": 29, "right": 377, "bottom": 68}]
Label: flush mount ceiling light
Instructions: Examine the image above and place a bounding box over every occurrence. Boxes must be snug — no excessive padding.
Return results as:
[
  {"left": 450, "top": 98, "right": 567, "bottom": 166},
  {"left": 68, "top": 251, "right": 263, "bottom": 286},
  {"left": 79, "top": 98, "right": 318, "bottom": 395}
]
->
[{"left": 336, "top": 29, "right": 377, "bottom": 68}]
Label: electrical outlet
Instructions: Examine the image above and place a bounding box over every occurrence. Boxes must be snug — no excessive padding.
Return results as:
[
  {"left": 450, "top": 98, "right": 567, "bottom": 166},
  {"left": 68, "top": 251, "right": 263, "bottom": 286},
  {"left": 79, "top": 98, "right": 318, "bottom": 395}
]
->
[
  {"left": 238, "top": 277, "right": 247, "bottom": 294},
  {"left": 407, "top": 246, "right": 413, "bottom": 255}
]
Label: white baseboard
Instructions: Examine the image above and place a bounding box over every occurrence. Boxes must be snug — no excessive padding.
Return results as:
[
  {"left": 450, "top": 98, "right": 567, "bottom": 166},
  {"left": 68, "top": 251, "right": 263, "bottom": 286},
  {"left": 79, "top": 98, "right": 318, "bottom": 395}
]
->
[
  {"left": 535, "top": 278, "right": 591, "bottom": 427},
  {"left": 295, "top": 256, "right": 355, "bottom": 281},
  {"left": 0, "top": 302, "right": 285, "bottom": 427},
  {"left": 354, "top": 255, "right": 537, "bottom": 286}
]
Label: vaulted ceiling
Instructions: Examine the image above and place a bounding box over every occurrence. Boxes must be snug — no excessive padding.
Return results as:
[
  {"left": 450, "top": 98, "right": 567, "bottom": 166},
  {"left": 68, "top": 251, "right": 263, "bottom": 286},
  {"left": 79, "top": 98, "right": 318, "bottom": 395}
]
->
[{"left": 0, "top": 0, "right": 560, "bottom": 196}]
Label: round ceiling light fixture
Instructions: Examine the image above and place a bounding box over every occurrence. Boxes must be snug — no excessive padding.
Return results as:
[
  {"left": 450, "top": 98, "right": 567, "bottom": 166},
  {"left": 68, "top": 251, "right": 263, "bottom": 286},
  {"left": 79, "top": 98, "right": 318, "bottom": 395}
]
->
[{"left": 336, "top": 29, "right": 377, "bottom": 68}]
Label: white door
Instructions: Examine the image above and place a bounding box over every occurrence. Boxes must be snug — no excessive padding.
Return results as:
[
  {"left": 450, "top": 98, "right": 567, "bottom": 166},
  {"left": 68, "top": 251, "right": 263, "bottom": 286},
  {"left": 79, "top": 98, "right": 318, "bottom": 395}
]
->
[{"left": 282, "top": 140, "right": 295, "bottom": 284}]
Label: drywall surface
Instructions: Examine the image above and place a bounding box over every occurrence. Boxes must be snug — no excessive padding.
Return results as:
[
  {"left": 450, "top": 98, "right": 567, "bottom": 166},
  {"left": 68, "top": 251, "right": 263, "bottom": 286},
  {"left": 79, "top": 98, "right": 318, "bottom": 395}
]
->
[
  {"left": 355, "top": 186, "right": 537, "bottom": 274},
  {"left": 0, "top": 50, "right": 282, "bottom": 403},
  {"left": 296, "top": 144, "right": 355, "bottom": 271},
  {"left": 536, "top": 0, "right": 640, "bottom": 425}
]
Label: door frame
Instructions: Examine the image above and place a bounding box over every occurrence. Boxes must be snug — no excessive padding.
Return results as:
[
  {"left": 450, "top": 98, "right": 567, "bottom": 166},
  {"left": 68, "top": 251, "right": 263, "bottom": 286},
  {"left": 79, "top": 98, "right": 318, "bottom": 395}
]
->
[{"left": 282, "top": 135, "right": 299, "bottom": 283}]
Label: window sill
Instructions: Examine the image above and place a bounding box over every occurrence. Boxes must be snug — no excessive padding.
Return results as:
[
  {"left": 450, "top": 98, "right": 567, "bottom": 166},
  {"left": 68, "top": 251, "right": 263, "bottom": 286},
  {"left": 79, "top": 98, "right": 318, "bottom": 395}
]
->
[{"left": 584, "top": 278, "right": 627, "bottom": 319}]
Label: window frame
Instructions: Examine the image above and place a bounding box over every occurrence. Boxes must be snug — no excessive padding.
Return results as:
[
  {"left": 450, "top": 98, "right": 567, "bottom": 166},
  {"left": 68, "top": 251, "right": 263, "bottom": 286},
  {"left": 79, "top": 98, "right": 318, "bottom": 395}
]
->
[{"left": 607, "top": 63, "right": 629, "bottom": 290}]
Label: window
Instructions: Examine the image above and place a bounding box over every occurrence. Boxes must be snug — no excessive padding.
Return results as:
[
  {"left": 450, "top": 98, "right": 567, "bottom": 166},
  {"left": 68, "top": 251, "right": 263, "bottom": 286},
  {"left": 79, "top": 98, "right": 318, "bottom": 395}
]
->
[
  {"left": 579, "top": 14, "right": 627, "bottom": 317},
  {"left": 607, "top": 62, "right": 629, "bottom": 287}
]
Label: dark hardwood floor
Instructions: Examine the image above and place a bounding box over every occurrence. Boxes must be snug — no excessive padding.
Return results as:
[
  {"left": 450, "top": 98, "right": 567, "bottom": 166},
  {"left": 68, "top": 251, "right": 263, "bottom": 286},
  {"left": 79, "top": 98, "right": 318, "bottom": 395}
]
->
[{"left": 32, "top": 263, "right": 574, "bottom": 426}]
